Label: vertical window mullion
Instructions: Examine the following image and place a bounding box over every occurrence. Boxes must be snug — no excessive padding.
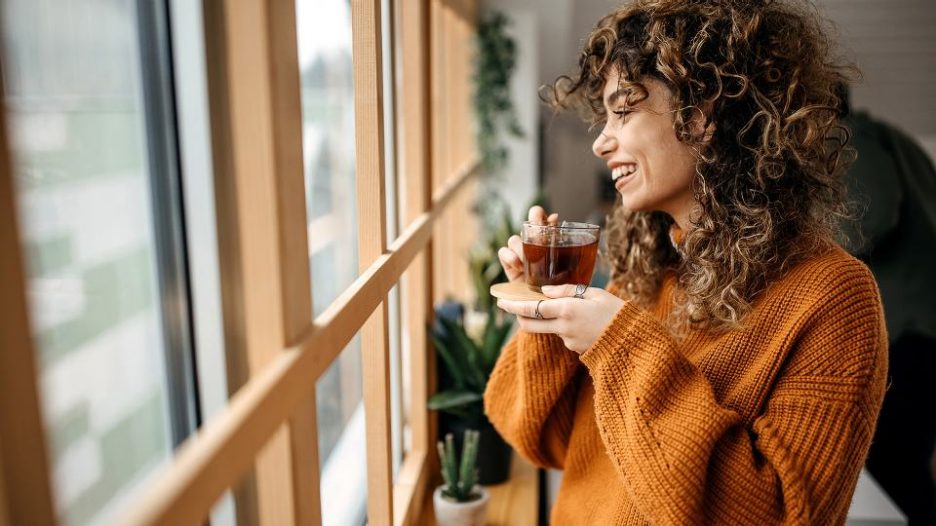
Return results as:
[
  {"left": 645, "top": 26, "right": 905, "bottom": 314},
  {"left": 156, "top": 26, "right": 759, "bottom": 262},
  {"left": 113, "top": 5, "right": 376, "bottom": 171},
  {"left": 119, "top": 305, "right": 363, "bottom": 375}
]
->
[
  {"left": 351, "top": 0, "right": 395, "bottom": 524},
  {"left": 0, "top": 87, "right": 57, "bottom": 526},
  {"left": 134, "top": 0, "right": 200, "bottom": 446}
]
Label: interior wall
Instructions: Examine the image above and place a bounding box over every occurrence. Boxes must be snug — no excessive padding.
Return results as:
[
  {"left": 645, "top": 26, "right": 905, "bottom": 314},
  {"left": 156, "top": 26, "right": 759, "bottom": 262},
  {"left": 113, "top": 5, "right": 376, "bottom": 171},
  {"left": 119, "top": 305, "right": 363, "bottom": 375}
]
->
[
  {"left": 480, "top": 0, "right": 576, "bottom": 222},
  {"left": 495, "top": 6, "right": 540, "bottom": 221},
  {"left": 816, "top": 0, "right": 936, "bottom": 160}
]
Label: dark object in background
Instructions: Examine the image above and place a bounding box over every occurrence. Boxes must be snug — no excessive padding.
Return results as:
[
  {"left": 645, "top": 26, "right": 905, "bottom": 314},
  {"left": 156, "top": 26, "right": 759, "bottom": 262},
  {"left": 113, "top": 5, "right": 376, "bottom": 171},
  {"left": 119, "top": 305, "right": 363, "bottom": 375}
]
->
[
  {"left": 444, "top": 416, "right": 513, "bottom": 485},
  {"left": 431, "top": 300, "right": 515, "bottom": 485},
  {"left": 841, "top": 109, "right": 936, "bottom": 525},
  {"left": 864, "top": 332, "right": 936, "bottom": 525}
]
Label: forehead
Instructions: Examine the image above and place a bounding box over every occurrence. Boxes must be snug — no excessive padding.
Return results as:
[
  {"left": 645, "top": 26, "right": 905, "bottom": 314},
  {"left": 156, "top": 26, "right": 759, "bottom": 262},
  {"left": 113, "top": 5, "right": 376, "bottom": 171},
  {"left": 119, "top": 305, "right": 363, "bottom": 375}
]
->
[
  {"left": 601, "top": 73, "right": 665, "bottom": 107},
  {"left": 601, "top": 70, "right": 626, "bottom": 101}
]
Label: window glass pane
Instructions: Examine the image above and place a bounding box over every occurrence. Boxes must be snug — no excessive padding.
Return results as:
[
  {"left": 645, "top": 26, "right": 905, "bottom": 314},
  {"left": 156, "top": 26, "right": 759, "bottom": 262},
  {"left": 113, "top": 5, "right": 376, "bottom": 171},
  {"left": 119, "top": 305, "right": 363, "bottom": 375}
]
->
[
  {"left": 295, "top": 0, "right": 366, "bottom": 523},
  {"left": 315, "top": 342, "right": 366, "bottom": 526},
  {"left": 378, "top": 0, "right": 408, "bottom": 477},
  {"left": 1, "top": 1, "right": 176, "bottom": 524}
]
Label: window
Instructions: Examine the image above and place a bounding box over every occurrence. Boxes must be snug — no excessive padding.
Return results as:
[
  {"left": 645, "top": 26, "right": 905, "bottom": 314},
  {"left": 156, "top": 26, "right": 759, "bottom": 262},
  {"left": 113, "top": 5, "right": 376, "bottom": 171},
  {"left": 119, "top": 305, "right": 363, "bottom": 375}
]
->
[
  {"left": 295, "top": 0, "right": 367, "bottom": 523},
  {"left": 0, "top": 0, "right": 480, "bottom": 523},
  {"left": 1, "top": 0, "right": 197, "bottom": 524}
]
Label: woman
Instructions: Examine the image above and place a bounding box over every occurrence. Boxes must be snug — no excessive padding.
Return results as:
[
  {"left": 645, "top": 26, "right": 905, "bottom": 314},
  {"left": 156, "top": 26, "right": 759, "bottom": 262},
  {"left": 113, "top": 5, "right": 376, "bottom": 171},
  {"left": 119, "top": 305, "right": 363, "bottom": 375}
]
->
[{"left": 485, "top": 1, "right": 888, "bottom": 524}]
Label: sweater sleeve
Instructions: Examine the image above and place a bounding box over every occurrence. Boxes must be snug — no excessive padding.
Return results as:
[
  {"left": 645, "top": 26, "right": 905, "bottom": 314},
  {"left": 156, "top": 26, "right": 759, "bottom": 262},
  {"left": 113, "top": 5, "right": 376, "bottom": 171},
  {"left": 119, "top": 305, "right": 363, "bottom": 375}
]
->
[
  {"left": 483, "top": 329, "right": 583, "bottom": 470},
  {"left": 578, "top": 267, "right": 888, "bottom": 525}
]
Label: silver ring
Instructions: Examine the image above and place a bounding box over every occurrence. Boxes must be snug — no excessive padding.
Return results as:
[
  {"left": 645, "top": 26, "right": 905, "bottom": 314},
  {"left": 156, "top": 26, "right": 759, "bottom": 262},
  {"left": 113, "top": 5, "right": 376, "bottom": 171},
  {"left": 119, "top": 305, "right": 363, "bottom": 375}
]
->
[
  {"left": 574, "top": 284, "right": 588, "bottom": 299},
  {"left": 534, "top": 299, "right": 545, "bottom": 319}
]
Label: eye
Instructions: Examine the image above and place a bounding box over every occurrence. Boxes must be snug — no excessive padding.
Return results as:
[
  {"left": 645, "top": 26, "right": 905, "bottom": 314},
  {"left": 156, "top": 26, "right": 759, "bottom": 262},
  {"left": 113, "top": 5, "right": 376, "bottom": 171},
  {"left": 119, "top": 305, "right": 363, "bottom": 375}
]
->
[{"left": 611, "top": 109, "right": 631, "bottom": 121}]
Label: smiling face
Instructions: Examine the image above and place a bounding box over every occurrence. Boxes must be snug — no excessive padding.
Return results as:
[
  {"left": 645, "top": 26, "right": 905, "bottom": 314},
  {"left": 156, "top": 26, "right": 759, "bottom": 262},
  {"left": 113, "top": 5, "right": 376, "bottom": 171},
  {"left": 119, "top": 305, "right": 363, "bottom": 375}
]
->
[{"left": 592, "top": 70, "right": 700, "bottom": 227}]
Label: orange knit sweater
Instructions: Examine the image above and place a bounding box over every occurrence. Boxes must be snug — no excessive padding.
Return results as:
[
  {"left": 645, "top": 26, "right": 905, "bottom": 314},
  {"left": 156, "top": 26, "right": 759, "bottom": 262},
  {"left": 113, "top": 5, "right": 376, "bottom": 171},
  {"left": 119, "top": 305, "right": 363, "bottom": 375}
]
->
[{"left": 483, "top": 245, "right": 888, "bottom": 525}]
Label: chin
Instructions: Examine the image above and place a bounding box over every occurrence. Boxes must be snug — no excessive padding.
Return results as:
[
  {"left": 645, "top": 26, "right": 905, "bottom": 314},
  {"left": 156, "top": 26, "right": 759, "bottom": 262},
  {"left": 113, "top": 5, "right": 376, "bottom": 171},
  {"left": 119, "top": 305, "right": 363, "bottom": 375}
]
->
[{"left": 618, "top": 193, "right": 652, "bottom": 213}]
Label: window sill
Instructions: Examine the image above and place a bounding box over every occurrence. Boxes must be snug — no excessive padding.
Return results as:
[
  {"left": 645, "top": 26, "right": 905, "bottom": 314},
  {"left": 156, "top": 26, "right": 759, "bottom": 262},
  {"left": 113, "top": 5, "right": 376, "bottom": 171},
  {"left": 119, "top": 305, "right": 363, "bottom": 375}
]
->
[{"left": 421, "top": 453, "right": 538, "bottom": 525}]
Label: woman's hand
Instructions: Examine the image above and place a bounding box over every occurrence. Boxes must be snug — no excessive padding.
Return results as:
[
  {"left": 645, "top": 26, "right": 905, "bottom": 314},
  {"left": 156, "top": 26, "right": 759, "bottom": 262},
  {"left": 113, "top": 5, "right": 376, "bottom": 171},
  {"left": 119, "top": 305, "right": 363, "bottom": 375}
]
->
[
  {"left": 497, "top": 206, "right": 559, "bottom": 284},
  {"left": 496, "top": 284, "right": 626, "bottom": 354}
]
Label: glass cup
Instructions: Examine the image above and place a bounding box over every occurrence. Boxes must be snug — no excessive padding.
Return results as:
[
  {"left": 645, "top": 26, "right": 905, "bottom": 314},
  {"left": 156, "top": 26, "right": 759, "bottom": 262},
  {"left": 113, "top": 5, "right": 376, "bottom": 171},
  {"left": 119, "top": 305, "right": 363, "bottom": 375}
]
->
[{"left": 522, "top": 221, "right": 600, "bottom": 288}]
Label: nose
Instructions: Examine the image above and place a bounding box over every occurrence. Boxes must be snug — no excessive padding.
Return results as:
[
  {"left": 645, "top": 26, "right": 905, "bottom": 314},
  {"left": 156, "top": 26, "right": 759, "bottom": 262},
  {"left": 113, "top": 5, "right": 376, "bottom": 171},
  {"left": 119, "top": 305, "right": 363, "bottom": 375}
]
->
[{"left": 592, "top": 128, "right": 615, "bottom": 158}]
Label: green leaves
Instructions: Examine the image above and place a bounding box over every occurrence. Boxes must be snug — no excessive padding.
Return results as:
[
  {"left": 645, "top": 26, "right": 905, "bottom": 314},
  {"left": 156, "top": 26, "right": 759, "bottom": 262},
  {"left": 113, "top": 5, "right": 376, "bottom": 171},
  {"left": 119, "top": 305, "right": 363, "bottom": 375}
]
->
[
  {"left": 428, "top": 390, "right": 483, "bottom": 420},
  {"left": 437, "top": 430, "right": 481, "bottom": 502},
  {"left": 481, "top": 313, "right": 513, "bottom": 372},
  {"left": 474, "top": 11, "right": 524, "bottom": 177},
  {"left": 429, "top": 308, "right": 514, "bottom": 422}
]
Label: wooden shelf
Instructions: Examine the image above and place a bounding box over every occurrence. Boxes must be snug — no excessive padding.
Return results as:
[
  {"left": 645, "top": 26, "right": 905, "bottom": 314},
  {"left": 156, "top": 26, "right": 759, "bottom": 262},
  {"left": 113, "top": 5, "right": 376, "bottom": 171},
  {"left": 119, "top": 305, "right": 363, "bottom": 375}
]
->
[{"left": 421, "top": 453, "right": 539, "bottom": 526}]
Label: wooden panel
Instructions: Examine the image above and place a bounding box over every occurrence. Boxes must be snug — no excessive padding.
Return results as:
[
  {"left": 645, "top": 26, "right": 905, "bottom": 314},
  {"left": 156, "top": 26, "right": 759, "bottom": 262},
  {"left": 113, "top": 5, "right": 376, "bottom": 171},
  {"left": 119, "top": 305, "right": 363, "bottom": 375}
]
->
[
  {"left": 393, "top": 451, "right": 430, "bottom": 526},
  {"left": 396, "top": 0, "right": 435, "bottom": 466},
  {"left": 202, "top": 0, "right": 318, "bottom": 524},
  {"left": 432, "top": 2, "right": 477, "bottom": 307},
  {"left": 0, "top": 73, "right": 58, "bottom": 525},
  {"left": 268, "top": 2, "right": 322, "bottom": 523},
  {"left": 448, "top": 11, "right": 465, "bottom": 301},
  {"left": 395, "top": 0, "right": 438, "bottom": 520},
  {"left": 483, "top": 456, "right": 539, "bottom": 526},
  {"left": 430, "top": 0, "right": 450, "bottom": 306},
  {"left": 439, "top": 0, "right": 475, "bottom": 24},
  {"left": 351, "top": 0, "right": 395, "bottom": 523},
  {"left": 201, "top": 1, "right": 260, "bottom": 521},
  {"left": 290, "top": 392, "right": 322, "bottom": 526},
  {"left": 0, "top": 442, "right": 7, "bottom": 526},
  {"left": 122, "top": 160, "right": 477, "bottom": 526}
]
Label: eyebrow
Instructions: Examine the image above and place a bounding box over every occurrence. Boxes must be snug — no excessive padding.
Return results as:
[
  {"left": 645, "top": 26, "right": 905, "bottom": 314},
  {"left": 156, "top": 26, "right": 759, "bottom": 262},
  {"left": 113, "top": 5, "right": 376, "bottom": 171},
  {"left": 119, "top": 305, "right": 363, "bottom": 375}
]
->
[{"left": 605, "top": 89, "right": 628, "bottom": 107}]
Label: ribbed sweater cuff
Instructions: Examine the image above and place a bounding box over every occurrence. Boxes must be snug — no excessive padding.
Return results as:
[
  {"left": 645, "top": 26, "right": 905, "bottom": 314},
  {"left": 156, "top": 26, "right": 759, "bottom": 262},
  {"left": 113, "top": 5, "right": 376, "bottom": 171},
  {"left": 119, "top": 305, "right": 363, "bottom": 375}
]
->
[
  {"left": 578, "top": 300, "right": 664, "bottom": 371},
  {"left": 516, "top": 330, "right": 576, "bottom": 370}
]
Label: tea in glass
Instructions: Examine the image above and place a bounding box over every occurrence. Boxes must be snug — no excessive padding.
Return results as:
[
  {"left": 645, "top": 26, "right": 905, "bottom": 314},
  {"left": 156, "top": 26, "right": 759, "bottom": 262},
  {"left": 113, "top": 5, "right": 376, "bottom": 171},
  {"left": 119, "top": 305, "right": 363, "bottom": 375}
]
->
[{"left": 522, "top": 221, "right": 600, "bottom": 287}]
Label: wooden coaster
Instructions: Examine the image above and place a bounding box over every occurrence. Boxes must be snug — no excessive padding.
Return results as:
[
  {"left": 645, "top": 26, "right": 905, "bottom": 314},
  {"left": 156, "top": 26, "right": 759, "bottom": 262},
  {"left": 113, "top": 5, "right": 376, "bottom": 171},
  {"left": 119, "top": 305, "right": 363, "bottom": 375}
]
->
[{"left": 490, "top": 282, "right": 548, "bottom": 301}]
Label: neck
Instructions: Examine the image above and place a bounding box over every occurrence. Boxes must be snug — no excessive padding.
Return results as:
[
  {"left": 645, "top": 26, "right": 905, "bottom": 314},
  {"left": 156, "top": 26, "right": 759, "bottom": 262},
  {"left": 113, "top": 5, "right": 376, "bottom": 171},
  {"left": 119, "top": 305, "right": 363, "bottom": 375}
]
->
[{"left": 670, "top": 202, "right": 696, "bottom": 233}]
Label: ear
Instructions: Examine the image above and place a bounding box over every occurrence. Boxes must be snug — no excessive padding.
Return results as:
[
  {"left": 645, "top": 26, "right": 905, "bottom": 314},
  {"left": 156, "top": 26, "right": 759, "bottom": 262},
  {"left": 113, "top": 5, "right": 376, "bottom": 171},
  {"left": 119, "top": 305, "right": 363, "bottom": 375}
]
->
[
  {"left": 701, "top": 119, "right": 716, "bottom": 144},
  {"left": 690, "top": 103, "right": 716, "bottom": 145}
]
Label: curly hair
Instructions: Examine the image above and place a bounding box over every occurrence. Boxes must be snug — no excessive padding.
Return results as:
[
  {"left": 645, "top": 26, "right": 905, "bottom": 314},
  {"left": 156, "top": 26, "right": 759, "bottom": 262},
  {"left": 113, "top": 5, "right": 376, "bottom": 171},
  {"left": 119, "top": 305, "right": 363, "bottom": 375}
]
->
[{"left": 542, "top": 0, "right": 855, "bottom": 332}]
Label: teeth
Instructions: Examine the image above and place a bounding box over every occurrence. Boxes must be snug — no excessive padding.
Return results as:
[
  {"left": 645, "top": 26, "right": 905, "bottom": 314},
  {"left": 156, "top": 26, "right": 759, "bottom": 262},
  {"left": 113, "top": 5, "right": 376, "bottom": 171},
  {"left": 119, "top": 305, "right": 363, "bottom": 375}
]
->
[{"left": 611, "top": 165, "right": 636, "bottom": 182}]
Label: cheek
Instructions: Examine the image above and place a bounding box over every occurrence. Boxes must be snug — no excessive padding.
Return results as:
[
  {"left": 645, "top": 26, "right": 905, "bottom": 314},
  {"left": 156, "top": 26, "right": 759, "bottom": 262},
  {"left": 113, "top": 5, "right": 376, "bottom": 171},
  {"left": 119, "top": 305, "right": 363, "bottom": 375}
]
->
[{"left": 647, "top": 133, "right": 696, "bottom": 190}]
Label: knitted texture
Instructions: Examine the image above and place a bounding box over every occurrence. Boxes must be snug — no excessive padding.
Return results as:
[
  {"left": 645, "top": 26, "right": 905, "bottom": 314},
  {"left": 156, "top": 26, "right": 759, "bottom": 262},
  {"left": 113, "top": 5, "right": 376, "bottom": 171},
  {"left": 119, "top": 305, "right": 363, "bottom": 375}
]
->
[{"left": 483, "top": 246, "right": 888, "bottom": 525}]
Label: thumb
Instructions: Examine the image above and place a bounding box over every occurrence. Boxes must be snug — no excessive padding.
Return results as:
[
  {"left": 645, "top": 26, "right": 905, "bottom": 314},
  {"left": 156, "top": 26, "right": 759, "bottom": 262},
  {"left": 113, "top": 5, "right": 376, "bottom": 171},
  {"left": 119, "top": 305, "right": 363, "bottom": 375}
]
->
[{"left": 541, "top": 284, "right": 576, "bottom": 298}]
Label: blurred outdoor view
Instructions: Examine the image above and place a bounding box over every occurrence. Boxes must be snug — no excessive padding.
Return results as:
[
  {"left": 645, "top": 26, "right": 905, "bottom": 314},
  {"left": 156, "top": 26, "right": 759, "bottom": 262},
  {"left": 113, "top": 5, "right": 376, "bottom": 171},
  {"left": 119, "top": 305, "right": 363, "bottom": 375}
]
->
[
  {"left": 2, "top": 0, "right": 173, "bottom": 524},
  {"left": 295, "top": 0, "right": 368, "bottom": 522}
]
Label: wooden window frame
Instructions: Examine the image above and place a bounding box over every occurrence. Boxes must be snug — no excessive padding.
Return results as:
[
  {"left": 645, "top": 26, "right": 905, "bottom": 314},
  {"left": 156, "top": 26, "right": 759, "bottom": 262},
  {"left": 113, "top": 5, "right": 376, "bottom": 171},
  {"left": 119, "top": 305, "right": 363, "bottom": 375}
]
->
[
  {"left": 0, "top": 71, "right": 58, "bottom": 526},
  {"left": 0, "top": 0, "right": 478, "bottom": 524}
]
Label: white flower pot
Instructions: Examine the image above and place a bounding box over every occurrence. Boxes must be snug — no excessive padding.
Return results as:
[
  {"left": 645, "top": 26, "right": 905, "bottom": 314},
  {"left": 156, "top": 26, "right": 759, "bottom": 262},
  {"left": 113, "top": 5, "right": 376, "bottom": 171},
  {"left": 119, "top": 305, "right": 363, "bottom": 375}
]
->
[{"left": 432, "top": 484, "right": 489, "bottom": 526}]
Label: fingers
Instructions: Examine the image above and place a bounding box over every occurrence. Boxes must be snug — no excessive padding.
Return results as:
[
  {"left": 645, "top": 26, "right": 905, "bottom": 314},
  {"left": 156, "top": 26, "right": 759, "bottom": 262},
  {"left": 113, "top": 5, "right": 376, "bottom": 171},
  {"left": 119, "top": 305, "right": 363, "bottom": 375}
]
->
[
  {"left": 541, "top": 284, "right": 576, "bottom": 298},
  {"left": 528, "top": 206, "right": 547, "bottom": 224},
  {"left": 541, "top": 284, "right": 594, "bottom": 299},
  {"left": 496, "top": 299, "right": 567, "bottom": 334},
  {"left": 497, "top": 246, "right": 523, "bottom": 282},
  {"left": 528, "top": 207, "right": 560, "bottom": 226},
  {"left": 507, "top": 235, "right": 524, "bottom": 263},
  {"left": 496, "top": 298, "right": 567, "bottom": 320},
  {"left": 516, "top": 318, "right": 555, "bottom": 334},
  {"left": 497, "top": 299, "right": 541, "bottom": 319},
  {"left": 498, "top": 235, "right": 526, "bottom": 283}
]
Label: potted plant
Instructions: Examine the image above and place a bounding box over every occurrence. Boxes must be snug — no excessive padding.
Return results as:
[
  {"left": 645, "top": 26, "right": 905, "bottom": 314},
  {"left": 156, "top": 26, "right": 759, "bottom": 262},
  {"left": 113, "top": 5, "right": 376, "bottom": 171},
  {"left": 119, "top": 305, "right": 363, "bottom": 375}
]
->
[
  {"left": 433, "top": 430, "right": 489, "bottom": 526},
  {"left": 429, "top": 302, "right": 514, "bottom": 484},
  {"left": 429, "top": 196, "right": 549, "bottom": 484}
]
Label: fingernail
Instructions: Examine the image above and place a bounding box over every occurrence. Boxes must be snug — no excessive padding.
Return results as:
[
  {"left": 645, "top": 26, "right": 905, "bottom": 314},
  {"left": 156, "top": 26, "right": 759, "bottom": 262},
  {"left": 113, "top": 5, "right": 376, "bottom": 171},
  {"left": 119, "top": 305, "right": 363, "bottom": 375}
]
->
[{"left": 541, "top": 285, "right": 555, "bottom": 293}]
